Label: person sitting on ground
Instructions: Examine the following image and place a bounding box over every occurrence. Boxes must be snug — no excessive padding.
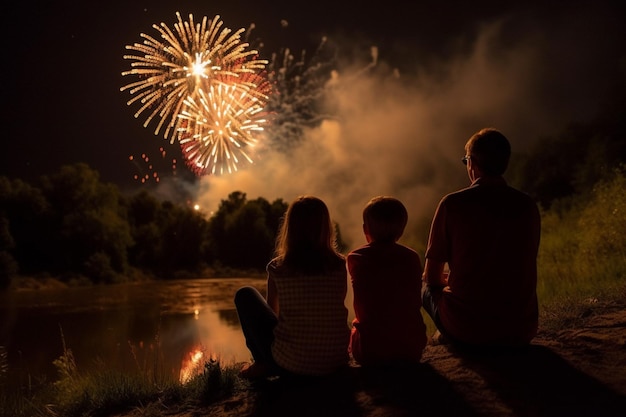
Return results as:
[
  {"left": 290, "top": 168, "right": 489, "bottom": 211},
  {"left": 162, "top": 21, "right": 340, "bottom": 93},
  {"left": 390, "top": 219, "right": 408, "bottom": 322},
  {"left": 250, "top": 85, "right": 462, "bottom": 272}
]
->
[
  {"left": 234, "top": 195, "right": 350, "bottom": 379},
  {"left": 421, "top": 128, "right": 541, "bottom": 348},
  {"left": 348, "top": 196, "right": 427, "bottom": 366}
]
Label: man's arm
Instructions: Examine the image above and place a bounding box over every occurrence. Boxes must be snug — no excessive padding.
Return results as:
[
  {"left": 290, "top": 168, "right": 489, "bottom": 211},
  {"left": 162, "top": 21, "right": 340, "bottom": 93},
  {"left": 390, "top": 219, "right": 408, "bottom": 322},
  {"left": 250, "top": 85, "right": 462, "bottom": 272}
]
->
[
  {"left": 423, "top": 197, "right": 449, "bottom": 287},
  {"left": 422, "top": 258, "right": 448, "bottom": 286}
]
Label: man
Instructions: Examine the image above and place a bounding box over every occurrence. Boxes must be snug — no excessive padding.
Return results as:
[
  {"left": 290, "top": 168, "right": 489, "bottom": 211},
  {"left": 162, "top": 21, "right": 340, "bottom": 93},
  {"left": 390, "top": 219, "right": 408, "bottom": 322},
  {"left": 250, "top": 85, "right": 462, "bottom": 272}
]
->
[{"left": 422, "top": 128, "right": 541, "bottom": 347}]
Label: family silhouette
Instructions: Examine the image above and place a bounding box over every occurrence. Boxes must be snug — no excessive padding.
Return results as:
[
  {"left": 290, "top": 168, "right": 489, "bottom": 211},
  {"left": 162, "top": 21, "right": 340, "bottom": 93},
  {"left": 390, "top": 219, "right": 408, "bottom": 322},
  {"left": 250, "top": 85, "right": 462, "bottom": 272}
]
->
[{"left": 235, "top": 127, "right": 541, "bottom": 379}]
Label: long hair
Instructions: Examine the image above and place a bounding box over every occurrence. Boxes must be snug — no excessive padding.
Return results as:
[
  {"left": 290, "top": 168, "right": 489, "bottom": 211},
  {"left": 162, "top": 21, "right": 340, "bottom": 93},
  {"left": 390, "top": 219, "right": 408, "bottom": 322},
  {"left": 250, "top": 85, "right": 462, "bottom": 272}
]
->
[{"left": 273, "top": 196, "right": 343, "bottom": 274}]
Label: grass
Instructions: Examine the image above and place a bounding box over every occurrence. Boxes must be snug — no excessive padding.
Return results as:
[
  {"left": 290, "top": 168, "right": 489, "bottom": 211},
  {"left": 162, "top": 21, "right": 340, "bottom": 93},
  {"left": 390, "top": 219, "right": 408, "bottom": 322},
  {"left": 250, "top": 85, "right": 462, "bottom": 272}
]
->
[
  {"left": 0, "top": 329, "right": 246, "bottom": 417},
  {"left": 535, "top": 168, "right": 626, "bottom": 330}
]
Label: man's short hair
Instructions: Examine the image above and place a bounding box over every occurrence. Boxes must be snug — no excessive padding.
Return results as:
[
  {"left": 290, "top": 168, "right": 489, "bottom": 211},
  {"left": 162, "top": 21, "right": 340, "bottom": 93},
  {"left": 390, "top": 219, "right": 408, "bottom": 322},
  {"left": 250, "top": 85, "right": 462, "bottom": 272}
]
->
[
  {"left": 363, "top": 196, "right": 408, "bottom": 242},
  {"left": 465, "top": 128, "right": 511, "bottom": 176}
]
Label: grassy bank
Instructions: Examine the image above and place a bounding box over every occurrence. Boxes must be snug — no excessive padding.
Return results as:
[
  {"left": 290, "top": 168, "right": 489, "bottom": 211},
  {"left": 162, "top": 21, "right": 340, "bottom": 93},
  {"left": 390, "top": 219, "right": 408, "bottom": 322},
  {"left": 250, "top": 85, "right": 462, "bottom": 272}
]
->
[
  {"left": 3, "top": 284, "right": 625, "bottom": 417},
  {"left": 4, "top": 277, "right": 624, "bottom": 417},
  {"left": 536, "top": 169, "right": 625, "bottom": 328},
  {"left": 0, "top": 337, "right": 246, "bottom": 417}
]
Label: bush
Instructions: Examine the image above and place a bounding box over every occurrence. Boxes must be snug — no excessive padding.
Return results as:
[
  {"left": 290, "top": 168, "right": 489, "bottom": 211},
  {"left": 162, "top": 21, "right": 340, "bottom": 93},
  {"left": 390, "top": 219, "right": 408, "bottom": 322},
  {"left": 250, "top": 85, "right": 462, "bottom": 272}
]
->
[
  {"left": 0, "top": 251, "right": 18, "bottom": 290},
  {"left": 537, "top": 167, "right": 626, "bottom": 303}
]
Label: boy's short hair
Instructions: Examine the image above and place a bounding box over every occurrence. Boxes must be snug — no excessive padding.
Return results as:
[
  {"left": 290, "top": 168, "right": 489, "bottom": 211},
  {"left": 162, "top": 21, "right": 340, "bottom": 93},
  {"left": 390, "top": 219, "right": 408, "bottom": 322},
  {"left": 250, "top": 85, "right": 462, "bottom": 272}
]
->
[{"left": 363, "top": 196, "right": 408, "bottom": 242}]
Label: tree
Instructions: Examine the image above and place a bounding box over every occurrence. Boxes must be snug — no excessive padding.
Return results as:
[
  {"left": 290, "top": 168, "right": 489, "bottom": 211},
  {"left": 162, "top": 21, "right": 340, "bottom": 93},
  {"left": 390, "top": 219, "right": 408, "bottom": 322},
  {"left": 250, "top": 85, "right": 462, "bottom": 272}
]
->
[
  {"left": 207, "top": 192, "right": 249, "bottom": 266},
  {"left": 0, "top": 216, "right": 18, "bottom": 289},
  {"left": 155, "top": 201, "right": 210, "bottom": 276},
  {"left": 209, "top": 193, "right": 288, "bottom": 269},
  {"left": 125, "top": 190, "right": 163, "bottom": 271},
  {"left": 220, "top": 198, "right": 274, "bottom": 268},
  {"left": 38, "top": 163, "right": 133, "bottom": 282},
  {"left": 0, "top": 176, "right": 50, "bottom": 276},
  {"left": 508, "top": 117, "right": 626, "bottom": 210}
]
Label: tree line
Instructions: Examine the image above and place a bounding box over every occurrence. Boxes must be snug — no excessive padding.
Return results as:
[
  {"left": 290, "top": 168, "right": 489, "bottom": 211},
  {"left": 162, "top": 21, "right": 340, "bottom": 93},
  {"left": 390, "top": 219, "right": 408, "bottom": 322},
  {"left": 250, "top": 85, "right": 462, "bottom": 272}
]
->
[
  {"left": 0, "top": 164, "right": 300, "bottom": 288},
  {"left": 1, "top": 110, "right": 624, "bottom": 290}
]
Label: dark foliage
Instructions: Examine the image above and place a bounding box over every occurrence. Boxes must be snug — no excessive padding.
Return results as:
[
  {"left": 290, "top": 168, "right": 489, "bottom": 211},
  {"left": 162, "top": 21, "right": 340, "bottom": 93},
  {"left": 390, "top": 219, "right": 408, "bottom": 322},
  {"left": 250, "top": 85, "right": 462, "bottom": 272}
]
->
[{"left": 0, "top": 167, "right": 290, "bottom": 285}]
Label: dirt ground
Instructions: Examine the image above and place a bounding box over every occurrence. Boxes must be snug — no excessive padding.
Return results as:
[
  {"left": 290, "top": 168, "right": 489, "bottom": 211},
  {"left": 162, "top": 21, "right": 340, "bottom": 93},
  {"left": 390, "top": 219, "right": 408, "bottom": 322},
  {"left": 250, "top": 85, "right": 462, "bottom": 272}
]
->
[{"left": 119, "top": 298, "right": 626, "bottom": 417}]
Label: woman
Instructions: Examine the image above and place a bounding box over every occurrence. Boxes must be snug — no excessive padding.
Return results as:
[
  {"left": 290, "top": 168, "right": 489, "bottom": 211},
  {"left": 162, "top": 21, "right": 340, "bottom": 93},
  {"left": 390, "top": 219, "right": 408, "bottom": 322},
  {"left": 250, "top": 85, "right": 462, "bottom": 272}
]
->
[{"left": 234, "top": 196, "right": 350, "bottom": 379}]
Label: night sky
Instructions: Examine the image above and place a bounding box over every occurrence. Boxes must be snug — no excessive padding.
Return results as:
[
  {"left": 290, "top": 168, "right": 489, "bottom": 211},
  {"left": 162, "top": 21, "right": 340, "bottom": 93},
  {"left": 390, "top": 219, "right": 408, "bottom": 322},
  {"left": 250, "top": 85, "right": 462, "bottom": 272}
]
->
[{"left": 2, "top": 0, "right": 625, "bottom": 245}]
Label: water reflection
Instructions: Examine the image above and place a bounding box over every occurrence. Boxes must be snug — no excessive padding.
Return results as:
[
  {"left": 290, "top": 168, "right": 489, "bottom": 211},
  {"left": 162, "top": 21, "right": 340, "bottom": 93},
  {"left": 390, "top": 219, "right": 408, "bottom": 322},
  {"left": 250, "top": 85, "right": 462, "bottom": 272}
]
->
[
  {"left": 0, "top": 278, "right": 266, "bottom": 384},
  {"left": 218, "top": 309, "right": 245, "bottom": 327},
  {"left": 1, "top": 276, "right": 356, "bottom": 386}
]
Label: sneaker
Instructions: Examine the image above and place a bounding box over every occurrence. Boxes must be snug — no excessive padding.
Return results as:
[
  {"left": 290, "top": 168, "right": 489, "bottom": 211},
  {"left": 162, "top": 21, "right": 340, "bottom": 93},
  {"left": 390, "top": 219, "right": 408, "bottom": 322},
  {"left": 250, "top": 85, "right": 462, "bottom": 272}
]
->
[{"left": 238, "top": 361, "right": 273, "bottom": 379}]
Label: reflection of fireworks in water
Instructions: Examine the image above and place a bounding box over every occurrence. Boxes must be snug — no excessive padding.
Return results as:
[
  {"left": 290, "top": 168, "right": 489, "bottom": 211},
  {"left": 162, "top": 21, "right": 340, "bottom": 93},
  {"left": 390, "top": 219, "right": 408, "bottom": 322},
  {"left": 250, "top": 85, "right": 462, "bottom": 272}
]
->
[
  {"left": 121, "top": 12, "right": 271, "bottom": 176},
  {"left": 129, "top": 147, "right": 177, "bottom": 183},
  {"left": 179, "top": 348, "right": 204, "bottom": 383}
]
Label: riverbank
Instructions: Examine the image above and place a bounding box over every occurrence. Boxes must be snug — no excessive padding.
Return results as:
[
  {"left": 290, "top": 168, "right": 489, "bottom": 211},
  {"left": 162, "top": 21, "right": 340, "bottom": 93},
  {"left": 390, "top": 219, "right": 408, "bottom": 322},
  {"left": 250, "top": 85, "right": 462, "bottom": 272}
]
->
[
  {"left": 5, "top": 279, "right": 624, "bottom": 416},
  {"left": 114, "top": 295, "right": 626, "bottom": 417}
]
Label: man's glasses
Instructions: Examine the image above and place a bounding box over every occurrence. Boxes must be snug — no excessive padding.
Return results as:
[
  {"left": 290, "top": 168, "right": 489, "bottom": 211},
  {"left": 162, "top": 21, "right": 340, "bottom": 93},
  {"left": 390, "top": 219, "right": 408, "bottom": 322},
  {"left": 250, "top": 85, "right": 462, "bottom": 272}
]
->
[{"left": 462, "top": 156, "right": 471, "bottom": 165}]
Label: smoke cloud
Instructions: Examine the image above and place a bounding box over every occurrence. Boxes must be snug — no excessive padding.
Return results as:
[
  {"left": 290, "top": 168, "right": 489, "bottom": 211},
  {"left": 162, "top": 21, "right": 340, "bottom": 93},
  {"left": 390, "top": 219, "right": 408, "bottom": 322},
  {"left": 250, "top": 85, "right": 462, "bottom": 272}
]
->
[{"left": 190, "top": 4, "right": 624, "bottom": 251}]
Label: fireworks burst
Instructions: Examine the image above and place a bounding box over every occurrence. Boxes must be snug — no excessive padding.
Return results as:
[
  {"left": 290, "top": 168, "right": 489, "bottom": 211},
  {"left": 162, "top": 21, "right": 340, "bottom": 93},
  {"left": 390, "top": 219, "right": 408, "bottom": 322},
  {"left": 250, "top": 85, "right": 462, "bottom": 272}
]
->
[
  {"left": 178, "top": 78, "right": 270, "bottom": 175},
  {"left": 121, "top": 12, "right": 271, "bottom": 176},
  {"left": 261, "top": 36, "right": 344, "bottom": 152}
]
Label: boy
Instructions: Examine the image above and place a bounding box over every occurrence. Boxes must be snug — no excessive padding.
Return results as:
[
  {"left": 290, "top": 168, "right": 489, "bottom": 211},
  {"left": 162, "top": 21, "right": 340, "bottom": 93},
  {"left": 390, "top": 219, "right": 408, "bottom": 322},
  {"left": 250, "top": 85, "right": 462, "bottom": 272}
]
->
[{"left": 348, "top": 196, "right": 427, "bottom": 366}]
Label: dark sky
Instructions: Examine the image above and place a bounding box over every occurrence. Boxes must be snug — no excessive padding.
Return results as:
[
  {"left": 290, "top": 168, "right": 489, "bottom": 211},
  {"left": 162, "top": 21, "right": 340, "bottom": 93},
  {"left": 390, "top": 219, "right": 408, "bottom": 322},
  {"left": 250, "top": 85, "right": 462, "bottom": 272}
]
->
[{"left": 1, "top": 0, "right": 625, "bottom": 244}]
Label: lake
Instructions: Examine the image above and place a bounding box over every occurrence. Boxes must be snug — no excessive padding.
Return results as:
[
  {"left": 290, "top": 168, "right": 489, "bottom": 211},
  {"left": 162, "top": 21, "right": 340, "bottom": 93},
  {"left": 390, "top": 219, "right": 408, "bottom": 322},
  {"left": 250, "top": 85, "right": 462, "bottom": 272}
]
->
[{"left": 0, "top": 277, "right": 355, "bottom": 385}]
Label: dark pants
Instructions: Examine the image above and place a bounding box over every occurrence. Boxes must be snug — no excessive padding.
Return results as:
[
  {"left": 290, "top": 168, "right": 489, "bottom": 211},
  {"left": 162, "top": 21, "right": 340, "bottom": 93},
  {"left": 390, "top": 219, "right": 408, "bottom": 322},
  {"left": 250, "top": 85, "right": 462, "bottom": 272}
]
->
[
  {"left": 233, "top": 286, "right": 279, "bottom": 367},
  {"left": 421, "top": 283, "right": 454, "bottom": 341}
]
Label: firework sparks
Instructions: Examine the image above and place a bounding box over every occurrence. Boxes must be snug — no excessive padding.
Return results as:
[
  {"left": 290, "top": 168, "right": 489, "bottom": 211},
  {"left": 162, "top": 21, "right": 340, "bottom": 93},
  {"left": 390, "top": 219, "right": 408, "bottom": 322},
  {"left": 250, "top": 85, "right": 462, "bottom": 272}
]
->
[
  {"left": 129, "top": 147, "right": 177, "bottom": 183},
  {"left": 261, "top": 36, "right": 340, "bottom": 152},
  {"left": 121, "top": 12, "right": 271, "bottom": 176},
  {"left": 178, "top": 72, "right": 271, "bottom": 175}
]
